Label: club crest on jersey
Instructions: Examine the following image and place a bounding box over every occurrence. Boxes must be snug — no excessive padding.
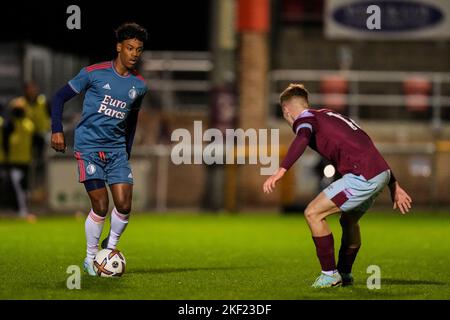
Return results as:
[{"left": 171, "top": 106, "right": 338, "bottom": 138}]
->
[
  {"left": 128, "top": 87, "right": 137, "bottom": 99},
  {"left": 86, "top": 164, "right": 96, "bottom": 175}
]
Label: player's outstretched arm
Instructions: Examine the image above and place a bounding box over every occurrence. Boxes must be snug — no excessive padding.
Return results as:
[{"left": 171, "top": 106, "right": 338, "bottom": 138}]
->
[
  {"left": 263, "top": 168, "right": 286, "bottom": 194},
  {"left": 50, "top": 84, "right": 77, "bottom": 153},
  {"left": 263, "top": 127, "right": 312, "bottom": 194},
  {"left": 389, "top": 181, "right": 412, "bottom": 214},
  {"left": 51, "top": 132, "right": 66, "bottom": 153},
  {"left": 125, "top": 96, "right": 144, "bottom": 159}
]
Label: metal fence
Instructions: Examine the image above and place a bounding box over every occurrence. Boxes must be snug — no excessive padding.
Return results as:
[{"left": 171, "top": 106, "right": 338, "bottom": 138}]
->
[
  {"left": 270, "top": 69, "right": 450, "bottom": 129},
  {"left": 140, "top": 51, "right": 212, "bottom": 112}
]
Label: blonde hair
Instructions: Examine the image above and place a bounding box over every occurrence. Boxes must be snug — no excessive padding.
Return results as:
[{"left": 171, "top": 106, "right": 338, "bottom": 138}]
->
[{"left": 279, "top": 83, "right": 309, "bottom": 105}]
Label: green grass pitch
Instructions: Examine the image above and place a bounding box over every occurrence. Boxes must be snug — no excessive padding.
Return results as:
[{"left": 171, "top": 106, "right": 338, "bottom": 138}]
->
[{"left": 0, "top": 211, "right": 449, "bottom": 299}]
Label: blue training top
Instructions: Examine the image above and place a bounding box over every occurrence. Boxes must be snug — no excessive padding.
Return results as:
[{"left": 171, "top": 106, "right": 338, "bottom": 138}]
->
[{"left": 67, "top": 61, "right": 148, "bottom": 152}]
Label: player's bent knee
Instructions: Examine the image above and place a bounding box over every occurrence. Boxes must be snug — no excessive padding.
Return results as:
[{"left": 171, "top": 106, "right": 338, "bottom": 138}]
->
[
  {"left": 115, "top": 203, "right": 132, "bottom": 215},
  {"left": 304, "top": 206, "right": 320, "bottom": 224},
  {"left": 92, "top": 203, "right": 108, "bottom": 217}
]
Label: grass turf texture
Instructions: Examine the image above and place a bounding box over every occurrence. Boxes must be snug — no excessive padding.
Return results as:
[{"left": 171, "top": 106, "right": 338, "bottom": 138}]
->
[{"left": 0, "top": 211, "right": 449, "bottom": 299}]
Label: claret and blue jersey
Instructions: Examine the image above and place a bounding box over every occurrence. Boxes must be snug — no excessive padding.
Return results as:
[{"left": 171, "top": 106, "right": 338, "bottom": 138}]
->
[{"left": 68, "top": 61, "right": 148, "bottom": 152}]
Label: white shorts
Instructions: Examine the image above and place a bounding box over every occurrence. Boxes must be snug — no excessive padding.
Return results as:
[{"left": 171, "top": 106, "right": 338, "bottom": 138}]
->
[{"left": 323, "top": 170, "right": 391, "bottom": 213}]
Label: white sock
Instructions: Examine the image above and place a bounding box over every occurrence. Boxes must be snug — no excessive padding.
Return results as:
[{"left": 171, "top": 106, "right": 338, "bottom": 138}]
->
[
  {"left": 322, "top": 269, "right": 339, "bottom": 276},
  {"left": 107, "top": 207, "right": 129, "bottom": 249},
  {"left": 85, "top": 209, "right": 106, "bottom": 261}
]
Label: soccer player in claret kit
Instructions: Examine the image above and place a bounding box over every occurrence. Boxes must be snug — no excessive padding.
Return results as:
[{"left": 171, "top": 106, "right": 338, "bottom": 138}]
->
[
  {"left": 263, "top": 84, "right": 413, "bottom": 288},
  {"left": 50, "top": 23, "right": 148, "bottom": 275}
]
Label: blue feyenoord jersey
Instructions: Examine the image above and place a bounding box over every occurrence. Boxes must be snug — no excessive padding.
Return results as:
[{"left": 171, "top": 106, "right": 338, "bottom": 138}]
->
[{"left": 68, "top": 61, "right": 148, "bottom": 152}]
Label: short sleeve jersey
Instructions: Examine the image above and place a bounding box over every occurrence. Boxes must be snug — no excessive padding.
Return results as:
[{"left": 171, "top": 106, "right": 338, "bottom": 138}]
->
[
  {"left": 68, "top": 61, "right": 148, "bottom": 152},
  {"left": 292, "top": 109, "right": 391, "bottom": 180}
]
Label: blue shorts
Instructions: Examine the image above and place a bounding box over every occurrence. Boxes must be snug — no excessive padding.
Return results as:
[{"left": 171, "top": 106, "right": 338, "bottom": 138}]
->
[
  {"left": 74, "top": 150, "right": 133, "bottom": 185},
  {"left": 323, "top": 170, "right": 390, "bottom": 213}
]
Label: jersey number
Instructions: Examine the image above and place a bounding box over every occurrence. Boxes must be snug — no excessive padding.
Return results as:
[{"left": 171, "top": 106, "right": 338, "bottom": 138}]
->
[{"left": 326, "top": 112, "right": 361, "bottom": 131}]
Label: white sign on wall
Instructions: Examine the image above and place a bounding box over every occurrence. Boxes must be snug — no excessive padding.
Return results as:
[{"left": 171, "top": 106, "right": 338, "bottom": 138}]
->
[
  {"left": 48, "top": 158, "right": 151, "bottom": 212},
  {"left": 325, "top": 0, "right": 450, "bottom": 39}
]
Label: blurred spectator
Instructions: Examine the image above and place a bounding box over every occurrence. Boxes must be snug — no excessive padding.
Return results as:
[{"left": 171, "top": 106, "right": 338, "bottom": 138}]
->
[
  {"left": 13, "top": 82, "right": 50, "bottom": 136},
  {"left": 10, "top": 82, "right": 50, "bottom": 194},
  {"left": 0, "top": 103, "right": 17, "bottom": 209},
  {"left": 0, "top": 112, "right": 9, "bottom": 208},
  {"left": 1, "top": 100, "right": 36, "bottom": 222}
]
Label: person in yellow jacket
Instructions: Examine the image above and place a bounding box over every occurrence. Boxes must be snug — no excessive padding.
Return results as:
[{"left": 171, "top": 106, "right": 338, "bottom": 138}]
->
[
  {"left": 11, "top": 82, "right": 50, "bottom": 136},
  {"left": 0, "top": 115, "right": 8, "bottom": 208},
  {"left": 2, "top": 100, "right": 36, "bottom": 222},
  {"left": 9, "top": 82, "right": 50, "bottom": 196}
]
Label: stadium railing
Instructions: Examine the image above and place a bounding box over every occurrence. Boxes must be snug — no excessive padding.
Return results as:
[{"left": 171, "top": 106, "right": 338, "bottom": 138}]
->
[
  {"left": 140, "top": 51, "right": 212, "bottom": 112},
  {"left": 270, "top": 69, "right": 450, "bottom": 129}
]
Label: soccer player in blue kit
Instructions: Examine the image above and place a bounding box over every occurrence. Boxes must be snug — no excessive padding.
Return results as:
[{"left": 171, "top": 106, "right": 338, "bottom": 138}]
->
[{"left": 50, "top": 23, "right": 148, "bottom": 275}]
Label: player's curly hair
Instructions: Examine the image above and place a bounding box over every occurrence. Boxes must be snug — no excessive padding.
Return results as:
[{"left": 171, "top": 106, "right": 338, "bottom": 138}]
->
[
  {"left": 279, "top": 83, "right": 309, "bottom": 105},
  {"left": 115, "top": 22, "right": 148, "bottom": 43}
]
